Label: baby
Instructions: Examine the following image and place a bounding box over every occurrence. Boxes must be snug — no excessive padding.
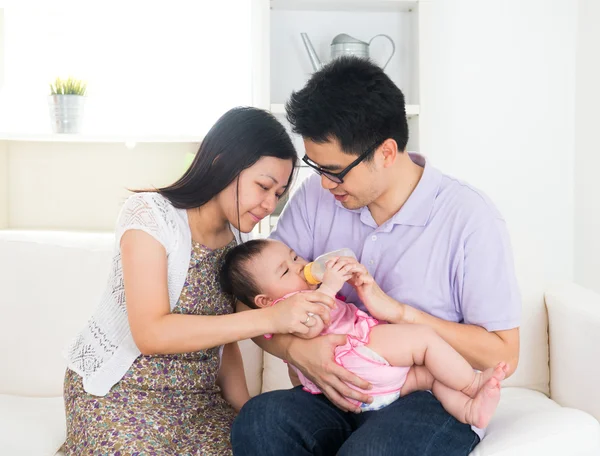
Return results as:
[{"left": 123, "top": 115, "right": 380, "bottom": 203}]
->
[{"left": 220, "top": 239, "right": 508, "bottom": 428}]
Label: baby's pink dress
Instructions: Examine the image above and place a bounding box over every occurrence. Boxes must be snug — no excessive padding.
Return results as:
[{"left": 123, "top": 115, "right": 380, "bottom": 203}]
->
[{"left": 272, "top": 291, "right": 410, "bottom": 411}]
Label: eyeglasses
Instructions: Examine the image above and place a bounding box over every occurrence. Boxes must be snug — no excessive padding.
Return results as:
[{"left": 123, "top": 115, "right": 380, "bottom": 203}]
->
[{"left": 301, "top": 141, "right": 381, "bottom": 184}]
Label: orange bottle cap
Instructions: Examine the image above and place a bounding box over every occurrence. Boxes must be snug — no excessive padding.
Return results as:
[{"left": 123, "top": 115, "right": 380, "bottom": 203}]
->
[{"left": 303, "top": 262, "right": 320, "bottom": 285}]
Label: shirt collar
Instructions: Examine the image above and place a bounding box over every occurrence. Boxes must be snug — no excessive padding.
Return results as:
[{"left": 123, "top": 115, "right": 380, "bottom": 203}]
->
[{"left": 334, "top": 153, "right": 442, "bottom": 229}]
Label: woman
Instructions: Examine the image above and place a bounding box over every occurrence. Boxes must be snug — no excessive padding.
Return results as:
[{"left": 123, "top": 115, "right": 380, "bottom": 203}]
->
[{"left": 63, "top": 107, "right": 333, "bottom": 455}]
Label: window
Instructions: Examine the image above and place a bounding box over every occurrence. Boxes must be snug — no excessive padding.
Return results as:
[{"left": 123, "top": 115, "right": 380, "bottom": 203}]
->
[{"left": 0, "top": 3, "right": 253, "bottom": 136}]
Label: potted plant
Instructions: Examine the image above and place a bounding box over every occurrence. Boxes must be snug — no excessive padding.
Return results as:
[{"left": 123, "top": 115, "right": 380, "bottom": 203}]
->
[{"left": 48, "top": 77, "right": 87, "bottom": 134}]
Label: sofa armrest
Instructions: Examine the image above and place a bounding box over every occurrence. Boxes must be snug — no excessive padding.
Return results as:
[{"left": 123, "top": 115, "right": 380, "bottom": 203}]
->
[{"left": 545, "top": 282, "right": 600, "bottom": 422}]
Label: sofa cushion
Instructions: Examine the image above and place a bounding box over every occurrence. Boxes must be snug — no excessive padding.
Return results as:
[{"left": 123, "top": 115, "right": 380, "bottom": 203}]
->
[
  {"left": 495, "top": 285, "right": 550, "bottom": 395},
  {"left": 262, "top": 352, "right": 293, "bottom": 393},
  {"left": 0, "top": 394, "right": 65, "bottom": 456},
  {"left": 238, "top": 339, "right": 263, "bottom": 397},
  {"left": 0, "top": 231, "right": 114, "bottom": 396},
  {"left": 472, "top": 387, "right": 600, "bottom": 455}
]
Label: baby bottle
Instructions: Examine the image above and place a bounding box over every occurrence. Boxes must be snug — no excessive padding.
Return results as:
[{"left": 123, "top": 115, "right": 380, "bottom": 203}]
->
[{"left": 303, "top": 248, "right": 357, "bottom": 285}]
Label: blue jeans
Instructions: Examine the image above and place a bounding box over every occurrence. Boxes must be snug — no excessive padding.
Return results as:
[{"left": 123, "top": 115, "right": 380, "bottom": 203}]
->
[{"left": 231, "top": 387, "right": 480, "bottom": 456}]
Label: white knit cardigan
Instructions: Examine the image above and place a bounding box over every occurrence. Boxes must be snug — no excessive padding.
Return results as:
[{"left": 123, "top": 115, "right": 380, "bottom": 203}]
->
[{"left": 65, "top": 192, "right": 231, "bottom": 396}]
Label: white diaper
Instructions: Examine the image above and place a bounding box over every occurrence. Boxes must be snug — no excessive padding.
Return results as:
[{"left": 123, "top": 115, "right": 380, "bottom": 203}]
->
[{"left": 354, "top": 345, "right": 402, "bottom": 412}]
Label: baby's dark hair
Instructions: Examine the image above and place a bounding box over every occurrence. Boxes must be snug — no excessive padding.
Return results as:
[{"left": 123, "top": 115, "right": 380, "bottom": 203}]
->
[{"left": 220, "top": 239, "right": 271, "bottom": 309}]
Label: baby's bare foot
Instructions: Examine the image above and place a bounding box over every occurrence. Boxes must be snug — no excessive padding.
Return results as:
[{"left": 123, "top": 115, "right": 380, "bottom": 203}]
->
[
  {"left": 466, "top": 377, "right": 501, "bottom": 429},
  {"left": 463, "top": 362, "right": 507, "bottom": 398}
]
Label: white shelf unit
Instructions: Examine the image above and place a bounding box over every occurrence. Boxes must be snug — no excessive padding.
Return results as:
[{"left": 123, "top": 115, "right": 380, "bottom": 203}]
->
[
  {"left": 256, "top": 0, "right": 422, "bottom": 236},
  {"left": 0, "top": 133, "right": 203, "bottom": 144},
  {"left": 269, "top": 2, "right": 419, "bottom": 107}
]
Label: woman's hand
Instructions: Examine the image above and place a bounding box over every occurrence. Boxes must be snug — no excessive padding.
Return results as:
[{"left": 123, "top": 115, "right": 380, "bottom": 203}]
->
[
  {"left": 265, "top": 291, "right": 336, "bottom": 336},
  {"left": 293, "top": 313, "right": 325, "bottom": 339},
  {"left": 348, "top": 263, "right": 405, "bottom": 323},
  {"left": 286, "top": 335, "right": 372, "bottom": 413}
]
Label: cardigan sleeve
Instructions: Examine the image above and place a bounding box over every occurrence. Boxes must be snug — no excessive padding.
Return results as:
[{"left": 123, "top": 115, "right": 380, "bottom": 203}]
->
[{"left": 114, "top": 193, "right": 174, "bottom": 254}]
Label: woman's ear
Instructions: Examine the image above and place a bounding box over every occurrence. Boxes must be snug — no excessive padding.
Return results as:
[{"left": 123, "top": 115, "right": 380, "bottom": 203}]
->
[{"left": 254, "top": 294, "right": 273, "bottom": 308}]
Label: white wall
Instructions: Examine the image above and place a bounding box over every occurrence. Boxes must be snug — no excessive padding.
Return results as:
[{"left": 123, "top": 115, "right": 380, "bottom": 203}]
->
[
  {"left": 575, "top": 0, "right": 600, "bottom": 294},
  {"left": 420, "top": 0, "right": 578, "bottom": 300},
  {"left": 3, "top": 0, "right": 594, "bottom": 294},
  {"left": 0, "top": 5, "right": 253, "bottom": 136},
  {"left": 2, "top": 141, "right": 195, "bottom": 231},
  {"left": 0, "top": 142, "right": 7, "bottom": 228}
]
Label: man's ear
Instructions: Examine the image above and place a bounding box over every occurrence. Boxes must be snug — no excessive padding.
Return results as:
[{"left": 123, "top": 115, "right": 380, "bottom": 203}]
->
[
  {"left": 380, "top": 138, "right": 399, "bottom": 168},
  {"left": 254, "top": 294, "right": 273, "bottom": 308}
]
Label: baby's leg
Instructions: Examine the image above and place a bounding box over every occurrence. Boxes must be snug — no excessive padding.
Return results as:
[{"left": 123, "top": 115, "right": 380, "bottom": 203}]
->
[
  {"left": 432, "top": 374, "right": 502, "bottom": 428},
  {"left": 366, "top": 324, "right": 506, "bottom": 397},
  {"left": 402, "top": 365, "right": 502, "bottom": 428},
  {"left": 401, "top": 366, "right": 434, "bottom": 397}
]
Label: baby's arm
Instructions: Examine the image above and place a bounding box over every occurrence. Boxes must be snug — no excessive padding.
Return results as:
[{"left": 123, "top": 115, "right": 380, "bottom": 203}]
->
[
  {"left": 320, "top": 257, "right": 355, "bottom": 294},
  {"left": 292, "top": 257, "right": 357, "bottom": 339}
]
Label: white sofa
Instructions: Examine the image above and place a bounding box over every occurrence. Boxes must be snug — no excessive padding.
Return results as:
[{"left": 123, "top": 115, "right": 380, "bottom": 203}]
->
[{"left": 1, "top": 230, "right": 599, "bottom": 456}]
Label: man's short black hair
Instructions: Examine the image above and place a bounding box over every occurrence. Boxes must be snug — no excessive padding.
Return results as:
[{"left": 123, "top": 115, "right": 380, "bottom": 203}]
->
[{"left": 286, "top": 56, "right": 409, "bottom": 157}]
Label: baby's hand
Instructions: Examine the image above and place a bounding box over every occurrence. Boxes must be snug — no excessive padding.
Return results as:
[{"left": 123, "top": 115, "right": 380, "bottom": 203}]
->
[{"left": 321, "top": 257, "right": 358, "bottom": 292}]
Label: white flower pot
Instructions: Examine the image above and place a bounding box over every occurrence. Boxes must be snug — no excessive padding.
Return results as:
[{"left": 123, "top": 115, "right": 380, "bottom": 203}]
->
[{"left": 48, "top": 95, "right": 86, "bottom": 134}]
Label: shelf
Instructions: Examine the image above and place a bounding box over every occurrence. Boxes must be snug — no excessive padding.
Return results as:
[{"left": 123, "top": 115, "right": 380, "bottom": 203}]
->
[
  {"left": 270, "top": 103, "right": 420, "bottom": 118},
  {"left": 0, "top": 132, "right": 204, "bottom": 144},
  {"left": 270, "top": 0, "right": 418, "bottom": 12}
]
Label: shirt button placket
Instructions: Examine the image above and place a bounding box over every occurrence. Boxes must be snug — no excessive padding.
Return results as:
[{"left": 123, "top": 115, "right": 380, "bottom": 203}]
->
[{"left": 363, "top": 232, "right": 379, "bottom": 271}]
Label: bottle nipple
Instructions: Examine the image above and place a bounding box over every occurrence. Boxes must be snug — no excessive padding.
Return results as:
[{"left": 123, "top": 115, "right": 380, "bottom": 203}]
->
[{"left": 303, "top": 262, "right": 320, "bottom": 285}]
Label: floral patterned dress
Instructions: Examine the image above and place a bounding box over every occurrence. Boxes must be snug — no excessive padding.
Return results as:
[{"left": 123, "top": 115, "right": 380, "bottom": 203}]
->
[{"left": 64, "top": 240, "right": 237, "bottom": 455}]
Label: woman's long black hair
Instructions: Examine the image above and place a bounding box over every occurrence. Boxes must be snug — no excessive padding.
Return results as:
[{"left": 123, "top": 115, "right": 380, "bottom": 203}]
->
[{"left": 152, "top": 107, "right": 297, "bottom": 209}]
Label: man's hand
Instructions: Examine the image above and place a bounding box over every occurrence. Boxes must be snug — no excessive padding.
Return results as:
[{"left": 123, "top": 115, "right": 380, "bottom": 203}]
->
[
  {"left": 348, "top": 263, "right": 407, "bottom": 323},
  {"left": 285, "top": 334, "right": 373, "bottom": 413}
]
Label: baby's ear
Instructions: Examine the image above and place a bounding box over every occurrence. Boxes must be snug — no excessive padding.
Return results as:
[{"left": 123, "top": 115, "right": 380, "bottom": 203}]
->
[{"left": 254, "top": 294, "right": 273, "bottom": 308}]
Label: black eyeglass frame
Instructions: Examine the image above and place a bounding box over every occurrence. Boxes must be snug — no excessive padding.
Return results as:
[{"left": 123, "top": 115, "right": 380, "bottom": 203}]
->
[{"left": 301, "top": 141, "right": 381, "bottom": 184}]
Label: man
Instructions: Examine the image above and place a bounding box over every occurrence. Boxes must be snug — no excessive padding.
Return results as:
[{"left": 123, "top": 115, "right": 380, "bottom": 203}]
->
[{"left": 232, "top": 57, "right": 521, "bottom": 456}]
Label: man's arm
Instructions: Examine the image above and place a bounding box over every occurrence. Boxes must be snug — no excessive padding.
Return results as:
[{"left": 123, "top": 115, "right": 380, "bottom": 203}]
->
[
  {"left": 392, "top": 300, "right": 519, "bottom": 376},
  {"left": 352, "top": 215, "right": 521, "bottom": 376}
]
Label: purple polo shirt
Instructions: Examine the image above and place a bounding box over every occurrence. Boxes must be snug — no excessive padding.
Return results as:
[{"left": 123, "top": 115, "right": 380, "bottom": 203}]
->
[{"left": 271, "top": 154, "right": 521, "bottom": 332}]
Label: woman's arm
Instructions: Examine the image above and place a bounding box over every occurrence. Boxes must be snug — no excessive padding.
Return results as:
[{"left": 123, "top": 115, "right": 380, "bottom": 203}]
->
[
  {"left": 217, "top": 342, "right": 250, "bottom": 412},
  {"left": 122, "top": 230, "right": 333, "bottom": 355}
]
